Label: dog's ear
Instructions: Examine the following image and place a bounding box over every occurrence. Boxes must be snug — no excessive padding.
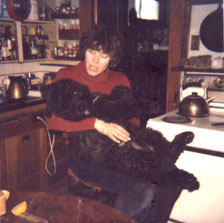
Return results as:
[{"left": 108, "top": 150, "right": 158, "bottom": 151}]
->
[
  {"left": 110, "top": 86, "right": 134, "bottom": 102},
  {"left": 109, "top": 86, "right": 140, "bottom": 118},
  {"left": 91, "top": 86, "right": 140, "bottom": 123}
]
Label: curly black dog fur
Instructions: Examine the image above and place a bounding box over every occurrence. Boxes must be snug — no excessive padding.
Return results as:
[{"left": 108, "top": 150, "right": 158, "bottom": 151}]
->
[
  {"left": 42, "top": 79, "right": 199, "bottom": 192},
  {"left": 42, "top": 79, "right": 92, "bottom": 121}
]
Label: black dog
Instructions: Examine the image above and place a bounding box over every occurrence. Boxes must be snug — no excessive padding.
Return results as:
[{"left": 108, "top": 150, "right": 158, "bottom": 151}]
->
[
  {"left": 42, "top": 79, "right": 199, "bottom": 192},
  {"left": 42, "top": 79, "right": 92, "bottom": 121}
]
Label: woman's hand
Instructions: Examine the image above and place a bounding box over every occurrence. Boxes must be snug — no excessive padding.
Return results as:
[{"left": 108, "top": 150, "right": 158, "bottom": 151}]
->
[{"left": 94, "top": 119, "right": 130, "bottom": 144}]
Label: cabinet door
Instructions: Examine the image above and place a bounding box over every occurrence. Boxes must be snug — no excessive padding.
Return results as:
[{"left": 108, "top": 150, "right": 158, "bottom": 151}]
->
[{"left": 4, "top": 126, "right": 47, "bottom": 191}]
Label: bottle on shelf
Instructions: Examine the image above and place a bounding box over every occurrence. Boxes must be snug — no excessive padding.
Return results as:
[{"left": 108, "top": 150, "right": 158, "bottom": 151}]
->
[
  {"left": 11, "top": 36, "right": 17, "bottom": 60},
  {"left": 29, "top": 37, "right": 38, "bottom": 59},
  {"left": 63, "top": 42, "right": 68, "bottom": 57},
  {"left": 35, "top": 26, "right": 44, "bottom": 37},
  {"left": 22, "top": 36, "right": 30, "bottom": 60},
  {"left": 2, "top": 25, "right": 13, "bottom": 60},
  {"left": 0, "top": 37, "right": 5, "bottom": 61},
  {"left": 39, "top": 6, "right": 47, "bottom": 21},
  {"left": 45, "top": 45, "right": 51, "bottom": 59},
  {"left": 60, "top": 0, "right": 71, "bottom": 14}
]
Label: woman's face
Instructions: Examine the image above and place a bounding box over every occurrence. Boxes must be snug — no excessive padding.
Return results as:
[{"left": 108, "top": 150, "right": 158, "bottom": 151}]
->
[{"left": 85, "top": 49, "right": 111, "bottom": 76}]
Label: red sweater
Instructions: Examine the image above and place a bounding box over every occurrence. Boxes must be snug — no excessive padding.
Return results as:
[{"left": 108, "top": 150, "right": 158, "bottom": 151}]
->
[{"left": 46, "top": 61, "right": 139, "bottom": 132}]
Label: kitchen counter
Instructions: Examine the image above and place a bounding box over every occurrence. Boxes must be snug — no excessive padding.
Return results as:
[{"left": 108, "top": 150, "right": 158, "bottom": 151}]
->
[{"left": 0, "top": 96, "right": 45, "bottom": 114}]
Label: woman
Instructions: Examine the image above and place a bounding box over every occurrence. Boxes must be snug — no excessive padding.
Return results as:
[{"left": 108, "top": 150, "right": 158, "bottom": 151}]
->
[{"left": 46, "top": 25, "right": 181, "bottom": 223}]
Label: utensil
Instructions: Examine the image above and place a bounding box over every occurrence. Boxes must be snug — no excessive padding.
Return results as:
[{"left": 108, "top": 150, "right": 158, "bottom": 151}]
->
[
  {"left": 199, "top": 2, "right": 223, "bottom": 52},
  {"left": 178, "top": 92, "right": 210, "bottom": 117},
  {"left": 11, "top": 201, "right": 48, "bottom": 223},
  {"left": 6, "top": 0, "right": 31, "bottom": 21},
  {"left": 212, "top": 122, "right": 224, "bottom": 126}
]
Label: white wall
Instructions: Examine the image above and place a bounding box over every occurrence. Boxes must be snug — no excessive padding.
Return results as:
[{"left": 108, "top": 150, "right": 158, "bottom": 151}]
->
[
  {"left": 45, "top": 0, "right": 79, "bottom": 9},
  {"left": 187, "top": 4, "right": 223, "bottom": 60},
  {"left": 0, "top": 62, "right": 63, "bottom": 83}
]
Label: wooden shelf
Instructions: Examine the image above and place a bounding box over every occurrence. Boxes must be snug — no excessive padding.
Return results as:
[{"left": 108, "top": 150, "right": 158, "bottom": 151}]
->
[
  {"left": 54, "top": 56, "right": 78, "bottom": 61},
  {"left": 53, "top": 14, "right": 79, "bottom": 19},
  {"left": 59, "top": 29, "right": 79, "bottom": 40},
  {"left": 0, "top": 18, "right": 54, "bottom": 24},
  {"left": 172, "top": 66, "right": 224, "bottom": 74},
  {"left": 39, "top": 59, "right": 80, "bottom": 66}
]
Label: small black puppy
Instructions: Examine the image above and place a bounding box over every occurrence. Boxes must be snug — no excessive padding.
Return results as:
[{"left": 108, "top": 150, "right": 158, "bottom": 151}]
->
[{"left": 42, "top": 78, "right": 199, "bottom": 192}]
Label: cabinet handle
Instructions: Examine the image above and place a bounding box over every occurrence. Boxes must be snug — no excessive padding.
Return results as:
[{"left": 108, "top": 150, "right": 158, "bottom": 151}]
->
[{"left": 22, "top": 135, "right": 30, "bottom": 141}]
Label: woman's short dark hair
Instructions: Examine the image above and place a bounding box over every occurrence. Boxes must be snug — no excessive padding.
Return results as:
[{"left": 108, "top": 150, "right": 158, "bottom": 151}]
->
[{"left": 77, "top": 25, "right": 123, "bottom": 68}]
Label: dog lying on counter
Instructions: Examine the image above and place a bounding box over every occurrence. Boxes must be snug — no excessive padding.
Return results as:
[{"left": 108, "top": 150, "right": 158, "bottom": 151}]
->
[{"left": 42, "top": 78, "right": 199, "bottom": 192}]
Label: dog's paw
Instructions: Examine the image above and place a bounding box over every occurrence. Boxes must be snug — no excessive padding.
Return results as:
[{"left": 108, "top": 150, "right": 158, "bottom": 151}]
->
[
  {"left": 175, "top": 169, "right": 200, "bottom": 192},
  {"left": 173, "top": 131, "right": 194, "bottom": 146},
  {"left": 158, "top": 168, "right": 200, "bottom": 192}
]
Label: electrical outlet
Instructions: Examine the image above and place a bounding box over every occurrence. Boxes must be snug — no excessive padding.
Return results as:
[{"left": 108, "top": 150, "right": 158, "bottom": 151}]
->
[{"left": 190, "top": 35, "right": 200, "bottom": 51}]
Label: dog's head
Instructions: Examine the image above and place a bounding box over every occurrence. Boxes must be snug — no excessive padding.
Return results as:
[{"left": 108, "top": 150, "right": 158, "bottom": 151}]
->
[{"left": 42, "top": 79, "right": 92, "bottom": 121}]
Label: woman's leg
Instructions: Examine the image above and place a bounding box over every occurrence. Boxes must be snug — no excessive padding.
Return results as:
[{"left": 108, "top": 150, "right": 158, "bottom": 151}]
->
[{"left": 66, "top": 144, "right": 182, "bottom": 223}]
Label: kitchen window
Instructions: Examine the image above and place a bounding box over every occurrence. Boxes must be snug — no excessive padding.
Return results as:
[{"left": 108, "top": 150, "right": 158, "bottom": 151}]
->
[{"left": 135, "top": 0, "right": 159, "bottom": 20}]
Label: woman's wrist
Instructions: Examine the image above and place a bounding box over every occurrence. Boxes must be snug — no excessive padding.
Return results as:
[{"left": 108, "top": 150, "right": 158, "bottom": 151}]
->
[
  {"left": 94, "top": 119, "right": 130, "bottom": 143},
  {"left": 94, "top": 119, "right": 106, "bottom": 134}
]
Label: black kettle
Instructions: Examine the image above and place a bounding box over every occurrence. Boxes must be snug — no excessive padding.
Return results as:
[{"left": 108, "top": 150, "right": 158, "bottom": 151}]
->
[
  {"left": 178, "top": 92, "right": 209, "bottom": 117},
  {"left": 7, "top": 76, "right": 27, "bottom": 100}
]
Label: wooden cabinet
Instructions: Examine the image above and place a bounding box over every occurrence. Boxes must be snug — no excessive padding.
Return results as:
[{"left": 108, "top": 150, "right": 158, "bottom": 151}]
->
[
  {"left": 0, "top": 104, "right": 66, "bottom": 192},
  {"left": 0, "top": 18, "right": 57, "bottom": 63},
  {"left": 4, "top": 126, "right": 47, "bottom": 191}
]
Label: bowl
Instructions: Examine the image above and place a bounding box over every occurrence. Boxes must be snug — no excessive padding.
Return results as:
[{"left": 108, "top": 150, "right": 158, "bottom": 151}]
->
[{"left": 178, "top": 92, "right": 209, "bottom": 117}]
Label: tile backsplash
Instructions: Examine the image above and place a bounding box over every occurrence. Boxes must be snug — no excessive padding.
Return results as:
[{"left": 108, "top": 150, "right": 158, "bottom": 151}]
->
[
  {"left": 0, "top": 61, "right": 64, "bottom": 83},
  {"left": 0, "top": 62, "right": 40, "bottom": 76}
]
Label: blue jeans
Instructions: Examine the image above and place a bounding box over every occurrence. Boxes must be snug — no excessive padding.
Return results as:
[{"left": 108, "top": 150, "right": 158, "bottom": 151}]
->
[{"left": 66, "top": 144, "right": 182, "bottom": 223}]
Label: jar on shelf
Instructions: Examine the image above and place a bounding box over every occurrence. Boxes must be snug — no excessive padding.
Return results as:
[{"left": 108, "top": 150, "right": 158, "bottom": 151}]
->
[
  {"left": 22, "top": 25, "right": 28, "bottom": 35},
  {"left": 57, "top": 47, "right": 64, "bottom": 57},
  {"left": 45, "top": 46, "right": 51, "bottom": 59},
  {"left": 29, "top": 26, "right": 36, "bottom": 35},
  {"left": 39, "top": 6, "right": 47, "bottom": 21},
  {"left": 70, "top": 21, "right": 75, "bottom": 30},
  {"left": 63, "top": 42, "right": 68, "bottom": 57}
]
